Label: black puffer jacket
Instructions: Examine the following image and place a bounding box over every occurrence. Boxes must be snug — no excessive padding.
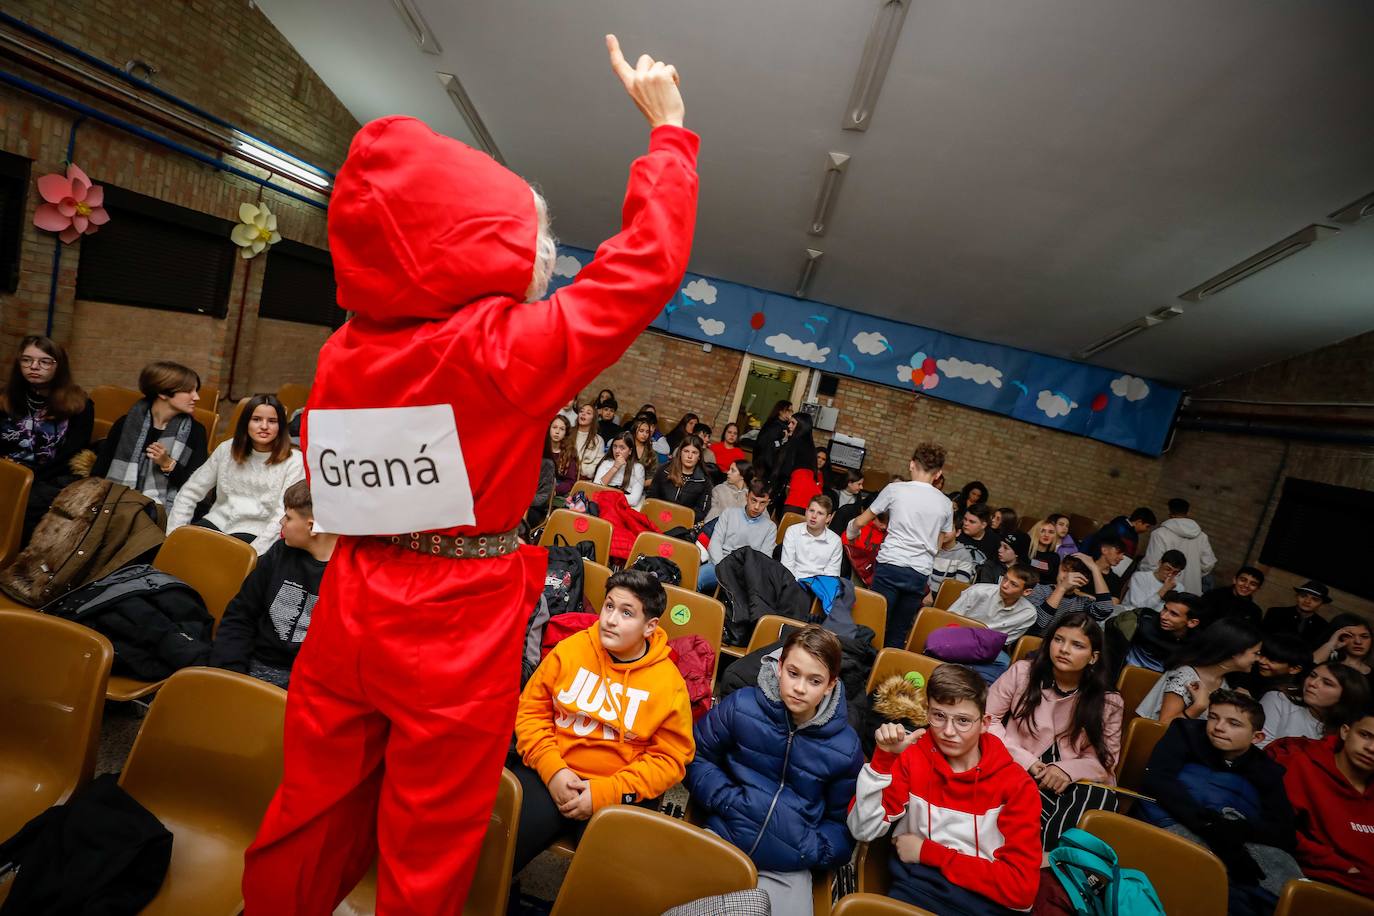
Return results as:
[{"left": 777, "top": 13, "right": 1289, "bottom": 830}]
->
[
  {"left": 716, "top": 546, "right": 814, "bottom": 646},
  {"left": 44, "top": 564, "right": 213, "bottom": 680},
  {"left": 646, "top": 464, "right": 713, "bottom": 522}
]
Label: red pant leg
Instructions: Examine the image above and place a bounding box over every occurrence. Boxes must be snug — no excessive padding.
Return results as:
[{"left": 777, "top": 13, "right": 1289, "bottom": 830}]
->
[
  {"left": 243, "top": 538, "right": 542, "bottom": 915},
  {"left": 242, "top": 546, "right": 390, "bottom": 913}
]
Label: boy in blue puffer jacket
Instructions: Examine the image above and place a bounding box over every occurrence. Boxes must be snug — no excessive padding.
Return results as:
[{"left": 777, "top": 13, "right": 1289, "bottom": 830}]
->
[{"left": 686, "top": 625, "right": 864, "bottom": 913}]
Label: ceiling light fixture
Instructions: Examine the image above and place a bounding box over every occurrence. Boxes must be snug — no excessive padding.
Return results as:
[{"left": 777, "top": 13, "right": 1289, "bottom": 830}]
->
[
  {"left": 1074, "top": 305, "right": 1184, "bottom": 360},
  {"left": 391, "top": 0, "right": 443, "bottom": 55},
  {"left": 1328, "top": 191, "right": 1374, "bottom": 225},
  {"left": 842, "top": 0, "right": 912, "bottom": 132},
  {"left": 795, "top": 248, "right": 824, "bottom": 297},
  {"left": 436, "top": 72, "right": 504, "bottom": 164},
  {"left": 808, "top": 152, "right": 851, "bottom": 236},
  {"left": 230, "top": 132, "right": 331, "bottom": 190},
  {"left": 1179, "top": 224, "right": 1339, "bottom": 302}
]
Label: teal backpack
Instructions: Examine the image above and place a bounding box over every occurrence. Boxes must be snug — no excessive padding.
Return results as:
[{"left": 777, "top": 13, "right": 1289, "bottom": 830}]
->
[{"left": 1048, "top": 828, "right": 1166, "bottom": 916}]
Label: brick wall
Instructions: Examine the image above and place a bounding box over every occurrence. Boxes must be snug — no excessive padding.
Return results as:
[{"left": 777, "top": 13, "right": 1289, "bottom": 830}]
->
[
  {"left": 581, "top": 330, "right": 1165, "bottom": 525},
  {"left": 0, "top": 0, "right": 357, "bottom": 412},
  {"left": 1154, "top": 329, "right": 1374, "bottom": 619}
]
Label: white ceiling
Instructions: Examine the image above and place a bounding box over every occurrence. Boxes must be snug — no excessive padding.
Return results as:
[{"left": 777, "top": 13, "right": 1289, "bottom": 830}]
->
[{"left": 253, "top": 0, "right": 1374, "bottom": 387}]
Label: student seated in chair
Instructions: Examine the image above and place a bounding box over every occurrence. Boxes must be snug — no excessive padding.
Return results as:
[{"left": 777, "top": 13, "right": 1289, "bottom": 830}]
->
[
  {"left": 511, "top": 569, "right": 693, "bottom": 871},
  {"left": 946, "top": 562, "right": 1040, "bottom": 643},
  {"left": 1139, "top": 689, "right": 1301, "bottom": 915},
  {"left": 700, "top": 477, "right": 776, "bottom": 593},
  {"left": 848, "top": 664, "right": 1041, "bottom": 914},
  {"left": 1109, "top": 590, "right": 1202, "bottom": 675},
  {"left": 780, "top": 494, "right": 843, "bottom": 582},
  {"left": 686, "top": 625, "right": 862, "bottom": 914},
  {"left": 1267, "top": 703, "right": 1374, "bottom": 897},
  {"left": 209, "top": 480, "right": 337, "bottom": 688},
  {"left": 1122, "top": 548, "right": 1188, "bottom": 613}
]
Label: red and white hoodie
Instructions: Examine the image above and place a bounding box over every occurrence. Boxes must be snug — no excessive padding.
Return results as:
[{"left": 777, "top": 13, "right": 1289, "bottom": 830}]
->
[{"left": 847, "top": 731, "right": 1042, "bottom": 911}]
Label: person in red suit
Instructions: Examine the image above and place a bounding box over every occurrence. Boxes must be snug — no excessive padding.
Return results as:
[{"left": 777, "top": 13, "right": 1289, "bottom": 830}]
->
[{"left": 241, "top": 36, "right": 697, "bottom": 914}]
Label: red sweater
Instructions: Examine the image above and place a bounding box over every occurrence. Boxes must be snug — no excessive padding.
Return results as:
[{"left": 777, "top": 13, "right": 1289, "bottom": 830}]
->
[
  {"left": 784, "top": 468, "right": 822, "bottom": 509},
  {"left": 1267, "top": 734, "right": 1374, "bottom": 895},
  {"left": 847, "top": 732, "right": 1042, "bottom": 910}
]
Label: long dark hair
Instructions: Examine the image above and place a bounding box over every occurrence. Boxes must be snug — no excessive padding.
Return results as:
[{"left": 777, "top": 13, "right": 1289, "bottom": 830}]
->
[
  {"left": 1167, "top": 617, "right": 1262, "bottom": 671},
  {"left": 663, "top": 434, "right": 705, "bottom": 488},
  {"left": 1327, "top": 613, "right": 1372, "bottom": 663},
  {"left": 953, "top": 480, "right": 988, "bottom": 513},
  {"left": 1008, "top": 611, "right": 1117, "bottom": 769},
  {"left": 666, "top": 412, "right": 699, "bottom": 450},
  {"left": 771, "top": 412, "right": 818, "bottom": 486},
  {"left": 763, "top": 399, "right": 792, "bottom": 426},
  {"left": 604, "top": 431, "right": 638, "bottom": 495},
  {"left": 547, "top": 415, "right": 577, "bottom": 475},
  {"left": 994, "top": 506, "right": 1019, "bottom": 536},
  {"left": 230, "top": 394, "right": 293, "bottom": 465},
  {"left": 3, "top": 335, "right": 87, "bottom": 419},
  {"left": 1302, "top": 663, "right": 1372, "bottom": 732}
]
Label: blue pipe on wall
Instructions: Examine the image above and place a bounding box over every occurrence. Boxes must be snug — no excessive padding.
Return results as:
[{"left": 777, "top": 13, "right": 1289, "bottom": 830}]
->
[
  {"left": 0, "top": 68, "right": 328, "bottom": 210},
  {"left": 0, "top": 10, "right": 334, "bottom": 179}
]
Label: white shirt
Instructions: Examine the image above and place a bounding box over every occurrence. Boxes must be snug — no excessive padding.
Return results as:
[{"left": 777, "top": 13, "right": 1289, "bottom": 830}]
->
[
  {"left": 592, "top": 458, "right": 644, "bottom": 508},
  {"left": 1257, "top": 692, "right": 1323, "bottom": 748},
  {"left": 947, "top": 583, "right": 1038, "bottom": 641},
  {"left": 1123, "top": 569, "right": 1169, "bottom": 612},
  {"left": 869, "top": 480, "right": 955, "bottom": 574},
  {"left": 781, "top": 523, "right": 843, "bottom": 580}
]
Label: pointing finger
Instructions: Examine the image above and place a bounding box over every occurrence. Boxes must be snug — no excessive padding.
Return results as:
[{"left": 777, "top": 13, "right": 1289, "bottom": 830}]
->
[{"left": 606, "top": 34, "right": 633, "bottom": 80}]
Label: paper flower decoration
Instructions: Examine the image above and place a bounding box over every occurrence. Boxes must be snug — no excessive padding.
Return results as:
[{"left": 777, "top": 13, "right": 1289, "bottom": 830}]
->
[
  {"left": 33, "top": 164, "right": 109, "bottom": 244},
  {"left": 231, "top": 202, "right": 282, "bottom": 259}
]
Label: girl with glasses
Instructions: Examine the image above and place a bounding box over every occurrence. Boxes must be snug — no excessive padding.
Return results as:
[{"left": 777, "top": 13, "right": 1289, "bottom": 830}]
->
[{"left": 0, "top": 335, "right": 94, "bottom": 535}]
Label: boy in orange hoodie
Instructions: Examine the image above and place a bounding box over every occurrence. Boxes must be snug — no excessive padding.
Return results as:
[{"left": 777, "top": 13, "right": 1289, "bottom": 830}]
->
[{"left": 512, "top": 568, "right": 694, "bottom": 869}]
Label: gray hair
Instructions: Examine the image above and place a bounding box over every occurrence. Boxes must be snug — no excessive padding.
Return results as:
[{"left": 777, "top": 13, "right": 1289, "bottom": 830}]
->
[{"left": 525, "top": 185, "right": 558, "bottom": 302}]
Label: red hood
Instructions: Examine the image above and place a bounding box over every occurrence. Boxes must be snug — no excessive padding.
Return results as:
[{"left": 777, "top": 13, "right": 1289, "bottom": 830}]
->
[{"left": 328, "top": 116, "right": 537, "bottom": 321}]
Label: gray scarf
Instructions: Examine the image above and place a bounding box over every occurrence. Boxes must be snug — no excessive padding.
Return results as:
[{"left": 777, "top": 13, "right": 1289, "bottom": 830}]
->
[{"left": 105, "top": 399, "right": 194, "bottom": 507}]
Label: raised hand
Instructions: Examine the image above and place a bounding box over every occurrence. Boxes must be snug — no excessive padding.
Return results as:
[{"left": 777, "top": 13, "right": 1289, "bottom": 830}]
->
[
  {"left": 606, "top": 34, "right": 685, "bottom": 129},
  {"left": 875, "top": 723, "right": 923, "bottom": 756}
]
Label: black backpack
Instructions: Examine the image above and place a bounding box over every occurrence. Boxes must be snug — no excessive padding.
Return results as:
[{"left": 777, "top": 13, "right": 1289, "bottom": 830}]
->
[
  {"left": 543, "top": 536, "right": 596, "bottom": 616},
  {"left": 630, "top": 554, "right": 682, "bottom": 586},
  {"left": 0, "top": 774, "right": 172, "bottom": 915}
]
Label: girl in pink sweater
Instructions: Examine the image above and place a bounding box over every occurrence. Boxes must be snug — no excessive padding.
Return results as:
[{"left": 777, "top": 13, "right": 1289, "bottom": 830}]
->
[{"left": 987, "top": 610, "right": 1124, "bottom": 848}]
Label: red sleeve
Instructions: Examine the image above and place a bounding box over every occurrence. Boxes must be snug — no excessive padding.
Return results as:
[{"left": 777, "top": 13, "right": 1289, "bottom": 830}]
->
[
  {"left": 482, "top": 126, "right": 699, "bottom": 419},
  {"left": 918, "top": 771, "right": 1043, "bottom": 910}
]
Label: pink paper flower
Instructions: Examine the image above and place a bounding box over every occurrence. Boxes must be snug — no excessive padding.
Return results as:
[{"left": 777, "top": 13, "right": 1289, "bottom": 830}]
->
[{"left": 33, "top": 164, "right": 109, "bottom": 244}]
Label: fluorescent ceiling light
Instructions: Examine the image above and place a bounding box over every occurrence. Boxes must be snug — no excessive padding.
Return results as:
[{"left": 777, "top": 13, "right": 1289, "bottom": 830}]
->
[
  {"left": 1073, "top": 305, "right": 1184, "bottom": 360},
  {"left": 1329, "top": 191, "right": 1374, "bottom": 225},
  {"left": 795, "top": 248, "right": 824, "bottom": 297},
  {"left": 842, "top": 0, "right": 912, "bottom": 132},
  {"left": 230, "top": 132, "right": 331, "bottom": 190},
  {"left": 1179, "top": 224, "right": 1339, "bottom": 302},
  {"left": 391, "top": 0, "right": 443, "bottom": 55},
  {"left": 436, "top": 72, "right": 503, "bottom": 164},
  {"left": 808, "top": 152, "right": 851, "bottom": 236}
]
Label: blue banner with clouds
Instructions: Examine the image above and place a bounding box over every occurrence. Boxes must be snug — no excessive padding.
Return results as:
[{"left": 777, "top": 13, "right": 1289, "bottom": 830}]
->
[{"left": 549, "top": 247, "right": 1181, "bottom": 455}]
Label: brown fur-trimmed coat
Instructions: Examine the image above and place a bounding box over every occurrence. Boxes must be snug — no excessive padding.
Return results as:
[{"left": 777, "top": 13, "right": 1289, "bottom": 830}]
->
[{"left": 0, "top": 477, "right": 164, "bottom": 607}]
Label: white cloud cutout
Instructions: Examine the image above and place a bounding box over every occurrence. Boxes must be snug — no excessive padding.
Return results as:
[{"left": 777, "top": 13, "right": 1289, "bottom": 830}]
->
[
  {"left": 937, "top": 357, "right": 1002, "bottom": 388},
  {"left": 682, "top": 278, "right": 718, "bottom": 304},
  {"left": 1036, "top": 390, "right": 1078, "bottom": 418},
  {"left": 553, "top": 254, "right": 582, "bottom": 278},
  {"left": 896, "top": 364, "right": 913, "bottom": 383},
  {"left": 1110, "top": 374, "right": 1150, "bottom": 402},
  {"left": 697, "top": 316, "right": 725, "bottom": 337},
  {"left": 766, "top": 333, "right": 831, "bottom": 364},
  {"left": 852, "top": 331, "right": 890, "bottom": 355}
]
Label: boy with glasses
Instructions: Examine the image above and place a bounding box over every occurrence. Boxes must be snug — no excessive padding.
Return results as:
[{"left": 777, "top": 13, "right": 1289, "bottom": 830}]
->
[{"left": 849, "top": 664, "right": 1041, "bottom": 914}]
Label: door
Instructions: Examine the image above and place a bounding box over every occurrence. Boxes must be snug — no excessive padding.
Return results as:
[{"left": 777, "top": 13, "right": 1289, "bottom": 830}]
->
[{"left": 729, "top": 356, "right": 810, "bottom": 442}]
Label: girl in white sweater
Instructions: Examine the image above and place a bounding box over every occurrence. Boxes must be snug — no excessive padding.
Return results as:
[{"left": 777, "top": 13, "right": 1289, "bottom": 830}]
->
[
  {"left": 592, "top": 431, "right": 645, "bottom": 507},
  {"left": 166, "top": 394, "right": 304, "bottom": 554}
]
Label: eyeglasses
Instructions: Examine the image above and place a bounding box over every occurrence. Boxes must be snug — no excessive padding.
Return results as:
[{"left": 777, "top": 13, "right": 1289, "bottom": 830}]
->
[
  {"left": 19, "top": 357, "right": 56, "bottom": 368},
  {"left": 927, "top": 710, "right": 980, "bottom": 732}
]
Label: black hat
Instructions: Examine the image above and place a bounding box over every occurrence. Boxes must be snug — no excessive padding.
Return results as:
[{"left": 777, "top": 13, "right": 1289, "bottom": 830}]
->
[
  {"left": 1294, "top": 581, "right": 1332, "bottom": 603},
  {"left": 1001, "top": 531, "right": 1030, "bottom": 562}
]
